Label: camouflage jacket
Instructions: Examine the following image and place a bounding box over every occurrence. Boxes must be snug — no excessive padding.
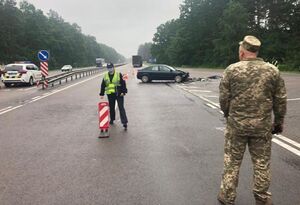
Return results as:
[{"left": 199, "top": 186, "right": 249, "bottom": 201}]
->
[{"left": 219, "top": 58, "right": 287, "bottom": 136}]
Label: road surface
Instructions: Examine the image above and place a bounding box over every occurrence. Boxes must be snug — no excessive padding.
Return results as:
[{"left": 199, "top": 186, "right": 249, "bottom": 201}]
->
[{"left": 0, "top": 64, "right": 299, "bottom": 205}]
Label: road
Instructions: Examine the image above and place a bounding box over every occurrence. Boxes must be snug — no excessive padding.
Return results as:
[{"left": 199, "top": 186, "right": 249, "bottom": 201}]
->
[{"left": 0, "top": 64, "right": 299, "bottom": 205}]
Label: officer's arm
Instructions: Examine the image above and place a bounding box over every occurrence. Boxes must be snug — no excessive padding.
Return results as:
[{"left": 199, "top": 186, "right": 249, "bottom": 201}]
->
[
  {"left": 99, "top": 78, "right": 106, "bottom": 96},
  {"left": 219, "top": 69, "right": 231, "bottom": 118},
  {"left": 120, "top": 73, "right": 127, "bottom": 94},
  {"left": 273, "top": 73, "right": 287, "bottom": 126}
]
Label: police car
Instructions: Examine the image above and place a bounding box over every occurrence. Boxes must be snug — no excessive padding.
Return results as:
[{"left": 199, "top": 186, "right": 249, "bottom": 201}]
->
[{"left": 1, "top": 62, "right": 42, "bottom": 87}]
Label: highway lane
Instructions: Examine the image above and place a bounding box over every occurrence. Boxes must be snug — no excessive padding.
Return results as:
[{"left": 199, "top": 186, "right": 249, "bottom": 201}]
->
[
  {"left": 0, "top": 68, "right": 103, "bottom": 114},
  {"left": 0, "top": 64, "right": 299, "bottom": 205}
]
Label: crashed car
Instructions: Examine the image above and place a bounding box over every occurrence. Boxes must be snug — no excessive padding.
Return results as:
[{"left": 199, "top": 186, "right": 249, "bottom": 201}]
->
[{"left": 137, "top": 64, "right": 189, "bottom": 83}]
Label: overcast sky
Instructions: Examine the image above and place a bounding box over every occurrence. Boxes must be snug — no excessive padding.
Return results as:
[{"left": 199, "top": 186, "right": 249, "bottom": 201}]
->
[{"left": 17, "top": 0, "right": 183, "bottom": 58}]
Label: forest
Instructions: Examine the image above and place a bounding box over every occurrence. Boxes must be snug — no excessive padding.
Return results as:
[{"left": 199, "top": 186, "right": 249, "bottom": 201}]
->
[
  {"left": 150, "top": 0, "right": 300, "bottom": 70},
  {"left": 0, "top": 0, "right": 125, "bottom": 69}
]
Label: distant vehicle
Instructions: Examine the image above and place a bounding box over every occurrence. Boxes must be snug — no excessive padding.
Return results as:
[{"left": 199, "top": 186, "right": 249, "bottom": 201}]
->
[
  {"left": 137, "top": 64, "right": 189, "bottom": 83},
  {"left": 61, "top": 65, "right": 73, "bottom": 72},
  {"left": 1, "top": 62, "right": 42, "bottom": 87},
  {"left": 132, "top": 55, "right": 143, "bottom": 67},
  {"left": 96, "top": 58, "right": 105, "bottom": 68}
]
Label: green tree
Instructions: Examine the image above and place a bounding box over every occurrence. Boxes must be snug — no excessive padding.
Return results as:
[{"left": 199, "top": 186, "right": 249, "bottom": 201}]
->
[
  {"left": 213, "top": 1, "right": 248, "bottom": 66},
  {"left": 0, "top": 0, "right": 125, "bottom": 68},
  {"left": 137, "top": 42, "right": 152, "bottom": 62}
]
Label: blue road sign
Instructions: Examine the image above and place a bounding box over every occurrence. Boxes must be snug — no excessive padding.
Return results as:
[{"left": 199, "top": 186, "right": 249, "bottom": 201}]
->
[{"left": 38, "top": 50, "right": 50, "bottom": 62}]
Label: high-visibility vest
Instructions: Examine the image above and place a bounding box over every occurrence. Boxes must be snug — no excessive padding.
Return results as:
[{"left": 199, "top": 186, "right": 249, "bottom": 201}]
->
[{"left": 104, "top": 71, "right": 120, "bottom": 94}]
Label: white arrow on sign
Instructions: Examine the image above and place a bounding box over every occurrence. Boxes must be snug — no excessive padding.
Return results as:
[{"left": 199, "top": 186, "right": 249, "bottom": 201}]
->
[{"left": 39, "top": 52, "right": 47, "bottom": 59}]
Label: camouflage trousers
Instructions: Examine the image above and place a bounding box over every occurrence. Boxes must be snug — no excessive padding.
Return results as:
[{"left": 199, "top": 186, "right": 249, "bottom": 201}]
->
[{"left": 220, "top": 128, "right": 272, "bottom": 204}]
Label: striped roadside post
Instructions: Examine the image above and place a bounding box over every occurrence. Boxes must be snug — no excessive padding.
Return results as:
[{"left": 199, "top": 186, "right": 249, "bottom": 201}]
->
[
  {"left": 40, "top": 61, "right": 49, "bottom": 89},
  {"left": 37, "top": 50, "right": 50, "bottom": 89},
  {"left": 98, "top": 102, "right": 110, "bottom": 138}
]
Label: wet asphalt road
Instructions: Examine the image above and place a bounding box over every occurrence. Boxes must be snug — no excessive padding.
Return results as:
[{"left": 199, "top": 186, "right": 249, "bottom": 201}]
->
[{"left": 0, "top": 64, "right": 299, "bottom": 205}]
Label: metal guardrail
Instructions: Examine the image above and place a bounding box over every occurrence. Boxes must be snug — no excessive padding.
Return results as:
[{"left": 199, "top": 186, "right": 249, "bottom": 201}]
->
[{"left": 39, "top": 63, "right": 126, "bottom": 89}]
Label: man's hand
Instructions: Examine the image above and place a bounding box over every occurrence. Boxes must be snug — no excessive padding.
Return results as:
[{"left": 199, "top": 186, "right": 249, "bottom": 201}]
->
[
  {"left": 120, "top": 93, "right": 125, "bottom": 96},
  {"left": 272, "top": 124, "right": 283, "bottom": 134}
]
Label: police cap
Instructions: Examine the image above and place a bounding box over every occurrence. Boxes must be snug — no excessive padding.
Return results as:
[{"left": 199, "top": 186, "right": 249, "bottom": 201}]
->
[
  {"left": 107, "top": 62, "right": 114, "bottom": 68},
  {"left": 239, "top": 35, "right": 261, "bottom": 52}
]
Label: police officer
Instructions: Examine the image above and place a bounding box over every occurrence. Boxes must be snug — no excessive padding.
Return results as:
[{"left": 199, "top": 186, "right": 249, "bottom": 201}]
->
[
  {"left": 218, "top": 36, "right": 287, "bottom": 205},
  {"left": 100, "top": 63, "right": 128, "bottom": 130}
]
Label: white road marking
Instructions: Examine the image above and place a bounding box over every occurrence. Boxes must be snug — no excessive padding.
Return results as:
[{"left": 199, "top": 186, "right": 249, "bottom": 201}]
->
[
  {"left": 177, "top": 85, "right": 221, "bottom": 108},
  {"left": 287, "top": 98, "right": 300, "bottom": 101},
  {"left": 272, "top": 138, "right": 300, "bottom": 157},
  {"left": 0, "top": 106, "right": 12, "bottom": 112},
  {"left": 198, "top": 95, "right": 220, "bottom": 108},
  {"left": 275, "top": 134, "right": 300, "bottom": 149},
  {"left": 184, "top": 83, "right": 300, "bottom": 157},
  {"left": 0, "top": 73, "right": 105, "bottom": 116},
  {"left": 215, "top": 127, "right": 300, "bottom": 157},
  {"left": 31, "top": 96, "right": 41, "bottom": 100},
  {"left": 202, "top": 95, "right": 219, "bottom": 98},
  {"left": 190, "top": 89, "right": 212, "bottom": 93},
  {"left": 0, "top": 105, "right": 24, "bottom": 115},
  {"left": 180, "top": 86, "right": 201, "bottom": 89},
  {"left": 216, "top": 127, "right": 225, "bottom": 132},
  {"left": 205, "top": 103, "right": 217, "bottom": 109}
]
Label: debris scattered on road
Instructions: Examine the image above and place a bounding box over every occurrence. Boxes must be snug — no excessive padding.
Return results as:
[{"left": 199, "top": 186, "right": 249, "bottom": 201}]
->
[{"left": 184, "top": 75, "right": 222, "bottom": 83}]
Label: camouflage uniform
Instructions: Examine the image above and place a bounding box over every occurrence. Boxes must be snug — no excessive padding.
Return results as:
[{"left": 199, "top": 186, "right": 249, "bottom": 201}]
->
[{"left": 219, "top": 57, "right": 287, "bottom": 204}]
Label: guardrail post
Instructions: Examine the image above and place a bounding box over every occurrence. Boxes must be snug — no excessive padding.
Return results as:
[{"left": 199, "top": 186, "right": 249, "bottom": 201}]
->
[
  {"left": 59, "top": 80, "right": 61, "bottom": 85},
  {"left": 71, "top": 75, "right": 73, "bottom": 81},
  {"left": 66, "top": 77, "right": 68, "bottom": 83}
]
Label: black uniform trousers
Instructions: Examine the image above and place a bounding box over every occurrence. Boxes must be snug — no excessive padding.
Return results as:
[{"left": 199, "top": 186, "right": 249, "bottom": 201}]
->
[{"left": 107, "top": 93, "right": 128, "bottom": 125}]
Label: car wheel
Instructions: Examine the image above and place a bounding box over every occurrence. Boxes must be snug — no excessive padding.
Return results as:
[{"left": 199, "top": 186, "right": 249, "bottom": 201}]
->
[
  {"left": 175, "top": 75, "right": 182, "bottom": 83},
  {"left": 28, "top": 77, "right": 34, "bottom": 86},
  {"left": 141, "top": 75, "right": 149, "bottom": 83},
  {"left": 4, "top": 83, "right": 11, "bottom": 87}
]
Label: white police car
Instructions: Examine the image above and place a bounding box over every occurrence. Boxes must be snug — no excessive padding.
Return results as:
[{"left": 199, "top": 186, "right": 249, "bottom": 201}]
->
[{"left": 1, "top": 62, "right": 42, "bottom": 87}]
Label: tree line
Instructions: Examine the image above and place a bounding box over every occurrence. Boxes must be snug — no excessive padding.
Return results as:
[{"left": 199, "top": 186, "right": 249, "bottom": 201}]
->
[
  {"left": 150, "top": 0, "right": 300, "bottom": 70},
  {"left": 0, "top": 0, "right": 125, "bottom": 69}
]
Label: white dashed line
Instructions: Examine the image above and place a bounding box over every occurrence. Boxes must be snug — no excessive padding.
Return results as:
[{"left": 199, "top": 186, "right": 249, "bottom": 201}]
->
[
  {"left": 287, "top": 98, "right": 300, "bottom": 101},
  {"left": 31, "top": 96, "right": 41, "bottom": 100}
]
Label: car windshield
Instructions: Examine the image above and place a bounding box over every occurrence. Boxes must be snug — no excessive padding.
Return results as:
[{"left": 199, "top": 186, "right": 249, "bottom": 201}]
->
[{"left": 4, "top": 65, "right": 23, "bottom": 71}]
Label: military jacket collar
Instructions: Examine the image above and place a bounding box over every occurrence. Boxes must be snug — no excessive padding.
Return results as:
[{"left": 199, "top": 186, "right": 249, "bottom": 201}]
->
[{"left": 241, "top": 57, "right": 264, "bottom": 62}]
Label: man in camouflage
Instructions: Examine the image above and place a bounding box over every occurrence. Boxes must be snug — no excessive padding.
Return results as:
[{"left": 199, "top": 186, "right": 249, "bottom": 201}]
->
[{"left": 218, "top": 35, "right": 287, "bottom": 205}]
